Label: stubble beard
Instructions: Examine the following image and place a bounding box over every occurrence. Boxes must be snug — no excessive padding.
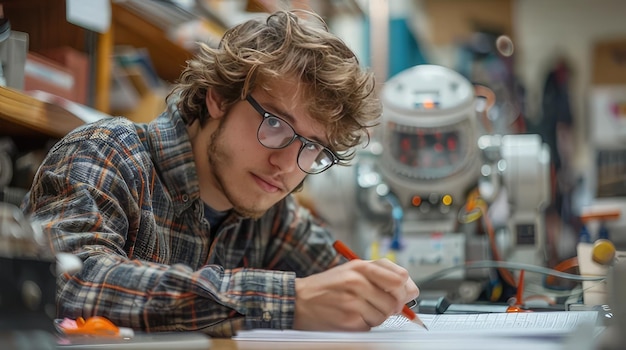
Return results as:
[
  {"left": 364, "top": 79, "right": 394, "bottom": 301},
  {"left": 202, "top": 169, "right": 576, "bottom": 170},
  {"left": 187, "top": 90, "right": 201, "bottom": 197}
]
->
[{"left": 207, "top": 121, "right": 267, "bottom": 220}]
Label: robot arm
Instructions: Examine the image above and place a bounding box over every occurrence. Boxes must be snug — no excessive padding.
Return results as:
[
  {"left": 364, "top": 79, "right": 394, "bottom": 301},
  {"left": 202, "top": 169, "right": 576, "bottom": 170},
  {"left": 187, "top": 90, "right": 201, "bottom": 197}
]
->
[
  {"left": 477, "top": 133, "right": 552, "bottom": 265},
  {"left": 500, "top": 134, "right": 552, "bottom": 264}
]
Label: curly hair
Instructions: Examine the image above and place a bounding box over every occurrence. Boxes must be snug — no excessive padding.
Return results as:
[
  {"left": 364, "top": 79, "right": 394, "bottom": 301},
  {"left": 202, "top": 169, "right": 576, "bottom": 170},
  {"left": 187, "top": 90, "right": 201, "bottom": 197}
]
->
[{"left": 169, "top": 10, "right": 381, "bottom": 165}]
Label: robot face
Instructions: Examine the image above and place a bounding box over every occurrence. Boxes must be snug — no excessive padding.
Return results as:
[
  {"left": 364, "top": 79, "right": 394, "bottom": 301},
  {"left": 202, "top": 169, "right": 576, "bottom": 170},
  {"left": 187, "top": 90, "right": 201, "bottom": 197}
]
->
[
  {"left": 385, "top": 119, "right": 473, "bottom": 180},
  {"left": 378, "top": 65, "right": 483, "bottom": 210}
]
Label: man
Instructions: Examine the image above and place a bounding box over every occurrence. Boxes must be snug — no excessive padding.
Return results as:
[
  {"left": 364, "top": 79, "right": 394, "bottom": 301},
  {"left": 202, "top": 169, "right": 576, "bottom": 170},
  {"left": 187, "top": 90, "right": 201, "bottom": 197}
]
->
[{"left": 21, "top": 10, "right": 419, "bottom": 337}]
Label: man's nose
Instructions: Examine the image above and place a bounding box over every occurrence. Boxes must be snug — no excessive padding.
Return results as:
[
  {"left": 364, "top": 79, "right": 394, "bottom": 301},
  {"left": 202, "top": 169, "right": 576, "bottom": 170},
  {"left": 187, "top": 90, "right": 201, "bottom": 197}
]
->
[{"left": 268, "top": 141, "right": 301, "bottom": 173}]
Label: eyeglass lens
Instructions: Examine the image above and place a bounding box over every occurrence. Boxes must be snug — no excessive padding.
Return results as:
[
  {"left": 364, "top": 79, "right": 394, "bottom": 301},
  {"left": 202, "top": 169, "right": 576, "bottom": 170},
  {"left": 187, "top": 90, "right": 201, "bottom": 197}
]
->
[{"left": 258, "top": 115, "right": 334, "bottom": 174}]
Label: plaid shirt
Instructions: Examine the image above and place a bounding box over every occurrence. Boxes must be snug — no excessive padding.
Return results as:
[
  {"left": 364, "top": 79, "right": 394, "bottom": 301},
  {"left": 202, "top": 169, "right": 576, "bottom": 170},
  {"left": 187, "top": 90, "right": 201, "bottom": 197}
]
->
[{"left": 21, "top": 101, "right": 343, "bottom": 337}]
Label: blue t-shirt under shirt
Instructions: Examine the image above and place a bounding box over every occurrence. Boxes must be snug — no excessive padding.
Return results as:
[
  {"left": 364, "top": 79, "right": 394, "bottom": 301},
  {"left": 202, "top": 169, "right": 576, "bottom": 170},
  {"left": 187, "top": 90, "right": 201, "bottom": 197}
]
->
[{"left": 204, "top": 203, "right": 230, "bottom": 230}]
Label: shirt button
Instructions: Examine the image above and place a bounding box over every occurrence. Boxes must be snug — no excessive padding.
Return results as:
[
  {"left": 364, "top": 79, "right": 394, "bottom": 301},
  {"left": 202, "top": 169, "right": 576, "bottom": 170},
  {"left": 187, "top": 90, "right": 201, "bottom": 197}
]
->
[
  {"left": 181, "top": 194, "right": 189, "bottom": 202},
  {"left": 262, "top": 311, "right": 272, "bottom": 322}
]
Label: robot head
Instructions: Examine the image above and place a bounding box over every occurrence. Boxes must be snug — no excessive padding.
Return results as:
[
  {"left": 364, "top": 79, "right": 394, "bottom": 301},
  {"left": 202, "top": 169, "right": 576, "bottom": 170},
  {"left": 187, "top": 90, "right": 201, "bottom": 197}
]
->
[{"left": 379, "top": 65, "right": 483, "bottom": 216}]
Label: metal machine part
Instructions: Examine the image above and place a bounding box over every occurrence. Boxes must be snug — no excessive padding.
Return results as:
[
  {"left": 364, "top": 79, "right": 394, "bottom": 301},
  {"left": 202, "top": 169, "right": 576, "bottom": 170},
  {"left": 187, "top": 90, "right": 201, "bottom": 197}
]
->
[
  {"left": 476, "top": 133, "right": 552, "bottom": 265},
  {"left": 0, "top": 202, "right": 56, "bottom": 334},
  {"left": 0, "top": 138, "right": 15, "bottom": 188},
  {"left": 0, "top": 5, "right": 28, "bottom": 90},
  {"left": 0, "top": 202, "right": 81, "bottom": 349},
  {"left": 499, "top": 134, "right": 551, "bottom": 265},
  {"left": 596, "top": 259, "right": 626, "bottom": 350}
]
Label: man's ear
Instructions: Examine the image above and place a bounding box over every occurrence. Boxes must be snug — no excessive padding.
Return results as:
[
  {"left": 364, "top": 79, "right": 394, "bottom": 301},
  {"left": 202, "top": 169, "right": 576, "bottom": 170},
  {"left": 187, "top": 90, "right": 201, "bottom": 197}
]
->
[{"left": 205, "top": 88, "right": 226, "bottom": 119}]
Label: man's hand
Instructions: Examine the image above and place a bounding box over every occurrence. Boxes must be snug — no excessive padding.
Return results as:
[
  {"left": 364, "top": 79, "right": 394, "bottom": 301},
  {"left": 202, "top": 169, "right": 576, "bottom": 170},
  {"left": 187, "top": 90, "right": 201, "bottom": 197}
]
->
[{"left": 293, "top": 258, "right": 419, "bottom": 331}]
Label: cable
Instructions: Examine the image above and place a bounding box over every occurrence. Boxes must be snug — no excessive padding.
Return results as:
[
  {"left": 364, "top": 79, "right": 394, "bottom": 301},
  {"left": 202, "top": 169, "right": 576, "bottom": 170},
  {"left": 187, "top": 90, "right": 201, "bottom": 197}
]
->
[
  {"left": 416, "top": 260, "right": 606, "bottom": 286},
  {"left": 458, "top": 188, "right": 517, "bottom": 287},
  {"left": 544, "top": 256, "right": 579, "bottom": 288}
]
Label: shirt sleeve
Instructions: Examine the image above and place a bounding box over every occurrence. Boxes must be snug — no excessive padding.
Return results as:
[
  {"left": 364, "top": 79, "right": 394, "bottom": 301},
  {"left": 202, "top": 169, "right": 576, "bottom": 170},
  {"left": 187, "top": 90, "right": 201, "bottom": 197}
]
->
[
  {"left": 262, "top": 196, "right": 346, "bottom": 277},
  {"left": 21, "top": 130, "right": 296, "bottom": 337}
]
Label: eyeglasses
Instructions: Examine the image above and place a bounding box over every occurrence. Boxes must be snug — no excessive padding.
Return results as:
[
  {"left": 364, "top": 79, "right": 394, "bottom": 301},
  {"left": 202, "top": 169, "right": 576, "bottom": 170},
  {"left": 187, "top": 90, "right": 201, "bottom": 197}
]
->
[{"left": 246, "top": 95, "right": 339, "bottom": 174}]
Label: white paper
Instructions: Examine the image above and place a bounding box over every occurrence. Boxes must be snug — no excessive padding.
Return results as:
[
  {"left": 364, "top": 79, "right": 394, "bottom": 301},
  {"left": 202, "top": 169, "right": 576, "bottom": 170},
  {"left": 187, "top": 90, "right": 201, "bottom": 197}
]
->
[
  {"left": 66, "top": 0, "right": 111, "bottom": 33},
  {"left": 234, "top": 311, "right": 602, "bottom": 343}
]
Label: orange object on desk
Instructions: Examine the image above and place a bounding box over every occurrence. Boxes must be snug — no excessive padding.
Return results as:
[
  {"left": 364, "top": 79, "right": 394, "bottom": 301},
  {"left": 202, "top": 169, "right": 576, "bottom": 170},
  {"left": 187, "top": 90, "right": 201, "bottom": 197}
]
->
[
  {"left": 58, "top": 316, "right": 133, "bottom": 338},
  {"left": 506, "top": 270, "right": 532, "bottom": 313}
]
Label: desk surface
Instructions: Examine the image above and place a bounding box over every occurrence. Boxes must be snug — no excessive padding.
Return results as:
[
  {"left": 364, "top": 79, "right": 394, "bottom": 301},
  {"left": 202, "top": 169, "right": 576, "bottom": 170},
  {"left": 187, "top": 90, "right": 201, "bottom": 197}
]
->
[
  {"left": 210, "top": 338, "right": 569, "bottom": 350},
  {"left": 213, "top": 339, "right": 407, "bottom": 350}
]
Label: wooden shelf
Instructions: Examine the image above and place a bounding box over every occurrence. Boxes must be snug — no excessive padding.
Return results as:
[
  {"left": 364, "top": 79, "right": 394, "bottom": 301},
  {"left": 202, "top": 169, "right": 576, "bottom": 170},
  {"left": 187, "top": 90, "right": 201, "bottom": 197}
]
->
[
  {"left": 0, "top": 87, "right": 86, "bottom": 139},
  {"left": 0, "top": 0, "right": 196, "bottom": 137},
  {"left": 111, "top": 2, "right": 195, "bottom": 84},
  {"left": 113, "top": 91, "right": 167, "bottom": 124}
]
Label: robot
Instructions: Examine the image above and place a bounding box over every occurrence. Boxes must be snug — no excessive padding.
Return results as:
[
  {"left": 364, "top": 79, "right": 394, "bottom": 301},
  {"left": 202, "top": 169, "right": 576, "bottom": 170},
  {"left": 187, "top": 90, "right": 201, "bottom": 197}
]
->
[{"left": 304, "top": 64, "right": 551, "bottom": 302}]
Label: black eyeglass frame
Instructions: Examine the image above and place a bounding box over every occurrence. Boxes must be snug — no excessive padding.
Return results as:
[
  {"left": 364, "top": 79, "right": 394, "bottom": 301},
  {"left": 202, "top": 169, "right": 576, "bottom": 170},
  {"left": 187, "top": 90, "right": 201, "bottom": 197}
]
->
[{"left": 246, "top": 95, "right": 340, "bottom": 174}]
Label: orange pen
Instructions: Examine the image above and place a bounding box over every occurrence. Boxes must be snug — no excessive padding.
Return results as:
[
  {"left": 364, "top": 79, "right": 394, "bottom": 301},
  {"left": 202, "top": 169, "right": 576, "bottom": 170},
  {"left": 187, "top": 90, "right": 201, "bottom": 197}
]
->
[
  {"left": 507, "top": 269, "right": 532, "bottom": 313},
  {"left": 332, "top": 240, "right": 429, "bottom": 330}
]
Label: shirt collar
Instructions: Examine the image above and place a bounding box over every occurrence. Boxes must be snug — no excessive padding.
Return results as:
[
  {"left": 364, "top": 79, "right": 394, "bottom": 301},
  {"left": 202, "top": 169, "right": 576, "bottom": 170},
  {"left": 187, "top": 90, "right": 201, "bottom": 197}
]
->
[{"left": 146, "top": 96, "right": 200, "bottom": 216}]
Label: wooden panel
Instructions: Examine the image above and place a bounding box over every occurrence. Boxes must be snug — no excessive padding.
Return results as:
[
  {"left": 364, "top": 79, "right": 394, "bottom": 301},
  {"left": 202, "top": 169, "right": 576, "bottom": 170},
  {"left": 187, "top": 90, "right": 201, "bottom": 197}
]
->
[
  {"left": 592, "top": 38, "right": 626, "bottom": 85},
  {"left": 95, "top": 27, "right": 113, "bottom": 114},
  {"left": 423, "top": 0, "right": 513, "bottom": 45},
  {"left": 1, "top": 0, "right": 87, "bottom": 53}
]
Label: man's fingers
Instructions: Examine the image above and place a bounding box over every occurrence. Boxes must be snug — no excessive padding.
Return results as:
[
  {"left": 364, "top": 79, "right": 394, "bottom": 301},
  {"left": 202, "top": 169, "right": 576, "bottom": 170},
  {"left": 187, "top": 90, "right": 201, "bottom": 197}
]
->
[
  {"left": 294, "top": 265, "right": 420, "bottom": 332},
  {"left": 354, "top": 259, "right": 410, "bottom": 295},
  {"left": 360, "top": 300, "right": 390, "bottom": 328},
  {"left": 371, "top": 258, "right": 409, "bottom": 276},
  {"left": 340, "top": 260, "right": 416, "bottom": 315}
]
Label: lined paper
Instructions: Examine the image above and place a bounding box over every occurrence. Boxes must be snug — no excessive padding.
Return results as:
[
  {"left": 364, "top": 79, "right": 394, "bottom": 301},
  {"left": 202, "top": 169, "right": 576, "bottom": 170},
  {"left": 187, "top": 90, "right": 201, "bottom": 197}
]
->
[{"left": 234, "top": 311, "right": 602, "bottom": 342}]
